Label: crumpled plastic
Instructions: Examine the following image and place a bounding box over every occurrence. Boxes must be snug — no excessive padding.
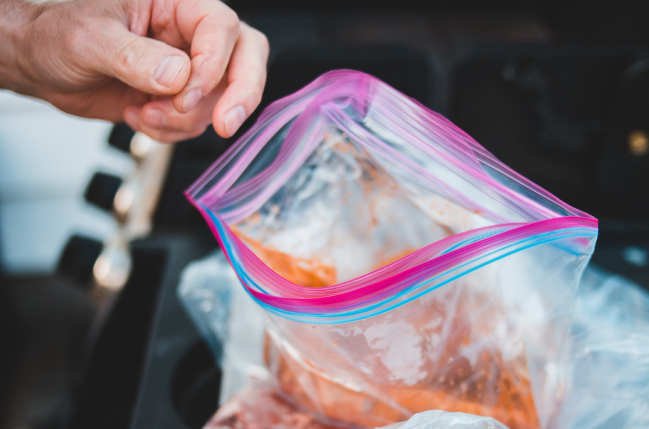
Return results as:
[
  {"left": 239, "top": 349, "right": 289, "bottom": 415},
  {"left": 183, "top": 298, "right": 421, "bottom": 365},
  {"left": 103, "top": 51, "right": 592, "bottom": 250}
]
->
[
  {"left": 178, "top": 253, "right": 268, "bottom": 403},
  {"left": 220, "top": 130, "right": 594, "bottom": 429},
  {"left": 178, "top": 253, "right": 649, "bottom": 429},
  {"left": 179, "top": 71, "right": 641, "bottom": 429},
  {"left": 381, "top": 410, "right": 509, "bottom": 429},
  {"left": 204, "top": 382, "right": 508, "bottom": 429},
  {"left": 556, "top": 267, "right": 649, "bottom": 429},
  {"left": 202, "top": 380, "right": 342, "bottom": 429}
]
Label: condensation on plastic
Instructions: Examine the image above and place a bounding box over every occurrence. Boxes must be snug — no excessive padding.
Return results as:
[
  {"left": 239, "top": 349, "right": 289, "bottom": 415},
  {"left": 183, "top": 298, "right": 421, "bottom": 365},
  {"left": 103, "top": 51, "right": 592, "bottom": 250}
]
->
[
  {"left": 178, "top": 258, "right": 649, "bottom": 429},
  {"left": 184, "top": 70, "right": 598, "bottom": 429},
  {"left": 178, "top": 252, "right": 268, "bottom": 403},
  {"left": 557, "top": 267, "right": 649, "bottom": 429},
  {"left": 380, "top": 410, "right": 510, "bottom": 429},
  {"left": 204, "top": 383, "right": 510, "bottom": 429}
]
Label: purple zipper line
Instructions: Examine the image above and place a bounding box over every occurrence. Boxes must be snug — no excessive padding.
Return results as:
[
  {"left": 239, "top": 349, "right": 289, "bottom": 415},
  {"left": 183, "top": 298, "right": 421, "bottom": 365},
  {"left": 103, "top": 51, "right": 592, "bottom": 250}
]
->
[
  {"left": 367, "top": 83, "right": 590, "bottom": 219},
  {"left": 322, "top": 103, "right": 511, "bottom": 224},
  {"left": 234, "top": 216, "right": 597, "bottom": 309},
  {"left": 192, "top": 71, "right": 592, "bottom": 228},
  {"left": 213, "top": 75, "right": 378, "bottom": 213},
  {"left": 212, "top": 78, "right": 374, "bottom": 222},
  {"left": 185, "top": 191, "right": 596, "bottom": 315},
  {"left": 209, "top": 117, "right": 325, "bottom": 214},
  {"left": 208, "top": 76, "right": 370, "bottom": 208},
  {"left": 186, "top": 73, "right": 343, "bottom": 198},
  {"left": 193, "top": 72, "right": 359, "bottom": 204},
  {"left": 187, "top": 187, "right": 511, "bottom": 299},
  {"left": 199, "top": 100, "right": 314, "bottom": 207},
  {"left": 209, "top": 73, "right": 503, "bottom": 224},
  {"left": 230, "top": 221, "right": 514, "bottom": 297},
  {"left": 209, "top": 203, "right": 597, "bottom": 301},
  {"left": 369, "top": 84, "right": 485, "bottom": 170},
  {"left": 348, "top": 94, "right": 584, "bottom": 221}
]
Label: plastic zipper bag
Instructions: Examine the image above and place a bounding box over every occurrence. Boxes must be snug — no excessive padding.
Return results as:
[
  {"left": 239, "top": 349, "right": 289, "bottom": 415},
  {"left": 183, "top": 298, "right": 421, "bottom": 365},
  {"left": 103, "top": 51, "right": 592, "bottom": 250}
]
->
[
  {"left": 380, "top": 410, "right": 509, "bottom": 429},
  {"left": 185, "top": 70, "right": 598, "bottom": 429},
  {"left": 557, "top": 267, "right": 649, "bottom": 429},
  {"left": 179, "top": 256, "right": 649, "bottom": 429},
  {"left": 204, "top": 382, "right": 508, "bottom": 429}
]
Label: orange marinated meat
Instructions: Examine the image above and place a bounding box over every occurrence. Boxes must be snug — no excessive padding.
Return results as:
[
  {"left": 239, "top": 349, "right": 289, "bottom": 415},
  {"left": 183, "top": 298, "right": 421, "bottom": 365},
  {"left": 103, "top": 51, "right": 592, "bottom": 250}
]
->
[
  {"left": 205, "top": 383, "right": 344, "bottom": 429},
  {"left": 236, "top": 226, "right": 540, "bottom": 429},
  {"left": 234, "top": 232, "right": 337, "bottom": 288},
  {"left": 264, "top": 309, "right": 540, "bottom": 429}
]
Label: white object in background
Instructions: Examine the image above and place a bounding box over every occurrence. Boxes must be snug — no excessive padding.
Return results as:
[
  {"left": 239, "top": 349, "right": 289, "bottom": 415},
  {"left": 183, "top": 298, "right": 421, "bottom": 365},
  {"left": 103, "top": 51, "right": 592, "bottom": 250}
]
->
[
  {"left": 0, "top": 90, "right": 135, "bottom": 274},
  {"left": 93, "top": 133, "right": 174, "bottom": 291}
]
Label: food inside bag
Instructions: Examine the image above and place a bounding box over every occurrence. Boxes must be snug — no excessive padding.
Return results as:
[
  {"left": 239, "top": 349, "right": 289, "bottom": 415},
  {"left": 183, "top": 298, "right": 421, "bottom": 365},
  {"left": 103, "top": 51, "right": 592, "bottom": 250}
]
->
[
  {"left": 185, "top": 70, "right": 598, "bottom": 429},
  {"left": 381, "top": 409, "right": 510, "bottom": 429},
  {"left": 204, "top": 381, "right": 509, "bottom": 429},
  {"left": 203, "top": 381, "right": 343, "bottom": 429},
  {"left": 180, "top": 254, "right": 649, "bottom": 429}
]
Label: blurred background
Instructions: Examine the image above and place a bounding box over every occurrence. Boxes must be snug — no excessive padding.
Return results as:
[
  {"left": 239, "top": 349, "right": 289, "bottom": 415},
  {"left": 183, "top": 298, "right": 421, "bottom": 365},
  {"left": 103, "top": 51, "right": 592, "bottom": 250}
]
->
[{"left": 1, "top": 0, "right": 648, "bottom": 428}]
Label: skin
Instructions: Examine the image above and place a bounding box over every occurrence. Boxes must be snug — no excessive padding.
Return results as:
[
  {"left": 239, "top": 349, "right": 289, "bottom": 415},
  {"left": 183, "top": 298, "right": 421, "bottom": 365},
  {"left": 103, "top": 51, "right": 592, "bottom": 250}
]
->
[{"left": 0, "top": 0, "right": 269, "bottom": 142}]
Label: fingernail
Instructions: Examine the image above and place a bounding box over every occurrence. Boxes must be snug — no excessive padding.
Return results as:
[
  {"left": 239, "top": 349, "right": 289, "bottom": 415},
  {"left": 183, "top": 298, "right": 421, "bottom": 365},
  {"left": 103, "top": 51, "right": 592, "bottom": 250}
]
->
[
  {"left": 155, "top": 56, "right": 186, "bottom": 88},
  {"left": 224, "top": 105, "right": 246, "bottom": 137},
  {"left": 182, "top": 89, "right": 203, "bottom": 112},
  {"left": 124, "top": 109, "right": 139, "bottom": 126},
  {"left": 143, "top": 109, "right": 167, "bottom": 128}
]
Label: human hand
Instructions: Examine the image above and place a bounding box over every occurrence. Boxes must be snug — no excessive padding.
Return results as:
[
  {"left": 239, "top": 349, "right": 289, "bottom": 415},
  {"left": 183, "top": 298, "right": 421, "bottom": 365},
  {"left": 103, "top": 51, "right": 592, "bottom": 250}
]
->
[{"left": 0, "top": 0, "right": 269, "bottom": 142}]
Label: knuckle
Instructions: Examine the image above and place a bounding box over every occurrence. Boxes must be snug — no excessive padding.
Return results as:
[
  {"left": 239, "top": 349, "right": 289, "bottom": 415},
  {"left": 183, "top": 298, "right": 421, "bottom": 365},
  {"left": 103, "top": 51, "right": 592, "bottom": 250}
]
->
[
  {"left": 66, "top": 24, "right": 92, "bottom": 56},
  {"left": 145, "top": 128, "right": 166, "bottom": 142},
  {"left": 190, "top": 125, "right": 208, "bottom": 139},
  {"left": 115, "top": 38, "right": 145, "bottom": 72},
  {"left": 245, "top": 83, "right": 263, "bottom": 108},
  {"left": 222, "top": 8, "right": 240, "bottom": 33},
  {"left": 185, "top": 126, "right": 208, "bottom": 140},
  {"left": 179, "top": 115, "right": 204, "bottom": 133},
  {"left": 250, "top": 90, "right": 263, "bottom": 109},
  {"left": 253, "top": 28, "right": 270, "bottom": 52}
]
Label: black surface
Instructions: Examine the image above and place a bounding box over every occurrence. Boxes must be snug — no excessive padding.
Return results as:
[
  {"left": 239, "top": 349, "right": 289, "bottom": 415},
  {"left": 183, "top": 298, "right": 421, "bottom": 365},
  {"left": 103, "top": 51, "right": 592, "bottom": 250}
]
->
[
  {"left": 67, "top": 243, "right": 168, "bottom": 429},
  {"left": 0, "top": 276, "right": 95, "bottom": 429},
  {"left": 172, "top": 341, "right": 221, "bottom": 429},
  {"left": 84, "top": 172, "right": 122, "bottom": 212},
  {"left": 56, "top": 235, "right": 103, "bottom": 289},
  {"left": 108, "top": 123, "right": 136, "bottom": 153},
  {"left": 263, "top": 46, "right": 432, "bottom": 110},
  {"left": 0, "top": 274, "right": 16, "bottom": 429},
  {"left": 128, "top": 236, "right": 216, "bottom": 429},
  {"left": 451, "top": 45, "right": 649, "bottom": 219},
  {"left": 153, "top": 129, "right": 231, "bottom": 235},
  {"left": 598, "top": 59, "right": 649, "bottom": 214}
]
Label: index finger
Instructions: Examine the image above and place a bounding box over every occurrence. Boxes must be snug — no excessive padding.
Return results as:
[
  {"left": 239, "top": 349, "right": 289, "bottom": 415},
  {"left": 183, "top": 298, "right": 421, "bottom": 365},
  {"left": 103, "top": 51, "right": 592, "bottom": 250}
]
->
[{"left": 171, "top": 0, "right": 240, "bottom": 114}]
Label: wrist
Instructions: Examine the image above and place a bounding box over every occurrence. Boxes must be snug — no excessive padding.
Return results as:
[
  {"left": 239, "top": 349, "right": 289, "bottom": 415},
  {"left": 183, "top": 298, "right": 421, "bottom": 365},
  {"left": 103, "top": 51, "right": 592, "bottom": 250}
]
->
[{"left": 0, "top": 0, "right": 46, "bottom": 95}]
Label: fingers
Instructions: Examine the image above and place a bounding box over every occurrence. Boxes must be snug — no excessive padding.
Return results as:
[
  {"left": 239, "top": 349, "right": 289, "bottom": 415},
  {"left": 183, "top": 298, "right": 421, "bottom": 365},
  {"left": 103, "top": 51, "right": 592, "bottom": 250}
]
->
[
  {"left": 122, "top": 17, "right": 269, "bottom": 141},
  {"left": 171, "top": 0, "right": 240, "bottom": 113},
  {"left": 77, "top": 19, "right": 191, "bottom": 96},
  {"left": 124, "top": 104, "right": 209, "bottom": 143},
  {"left": 123, "top": 79, "right": 227, "bottom": 143},
  {"left": 212, "top": 23, "right": 269, "bottom": 138}
]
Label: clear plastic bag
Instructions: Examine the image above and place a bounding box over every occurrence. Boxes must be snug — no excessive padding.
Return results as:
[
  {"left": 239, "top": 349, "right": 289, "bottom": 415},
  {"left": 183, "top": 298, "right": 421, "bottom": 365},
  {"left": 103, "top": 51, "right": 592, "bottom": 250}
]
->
[
  {"left": 204, "top": 383, "right": 508, "bottom": 429},
  {"left": 203, "top": 380, "right": 343, "bottom": 429},
  {"left": 185, "top": 71, "right": 598, "bottom": 429},
  {"left": 380, "top": 410, "right": 509, "bottom": 429},
  {"left": 557, "top": 267, "right": 649, "bottom": 429},
  {"left": 178, "top": 252, "right": 268, "bottom": 404},
  {"left": 178, "top": 256, "right": 649, "bottom": 429}
]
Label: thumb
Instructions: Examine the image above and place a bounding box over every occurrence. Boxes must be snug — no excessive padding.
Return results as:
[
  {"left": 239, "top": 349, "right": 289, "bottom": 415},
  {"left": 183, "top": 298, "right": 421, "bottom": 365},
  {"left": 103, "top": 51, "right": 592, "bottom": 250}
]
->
[{"left": 84, "top": 20, "right": 191, "bottom": 95}]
